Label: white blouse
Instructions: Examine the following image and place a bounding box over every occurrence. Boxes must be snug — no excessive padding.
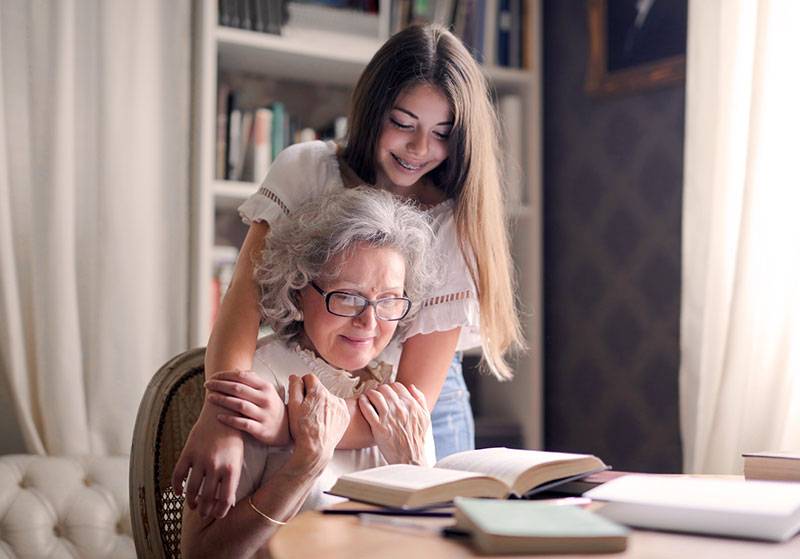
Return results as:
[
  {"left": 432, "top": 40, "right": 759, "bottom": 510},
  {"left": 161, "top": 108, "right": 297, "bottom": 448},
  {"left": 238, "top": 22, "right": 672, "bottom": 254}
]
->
[
  {"left": 235, "top": 335, "right": 436, "bottom": 511},
  {"left": 238, "top": 140, "right": 481, "bottom": 365}
]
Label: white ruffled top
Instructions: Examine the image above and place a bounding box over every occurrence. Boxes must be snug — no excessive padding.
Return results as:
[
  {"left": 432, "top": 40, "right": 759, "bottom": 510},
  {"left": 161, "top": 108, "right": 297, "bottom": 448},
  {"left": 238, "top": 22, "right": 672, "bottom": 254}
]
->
[
  {"left": 238, "top": 140, "right": 482, "bottom": 364},
  {"left": 234, "top": 335, "right": 437, "bottom": 512}
]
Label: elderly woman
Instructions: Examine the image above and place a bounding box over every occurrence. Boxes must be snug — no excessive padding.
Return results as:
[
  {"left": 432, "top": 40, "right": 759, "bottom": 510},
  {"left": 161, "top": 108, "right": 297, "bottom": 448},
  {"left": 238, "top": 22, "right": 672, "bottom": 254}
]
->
[{"left": 181, "top": 187, "right": 438, "bottom": 558}]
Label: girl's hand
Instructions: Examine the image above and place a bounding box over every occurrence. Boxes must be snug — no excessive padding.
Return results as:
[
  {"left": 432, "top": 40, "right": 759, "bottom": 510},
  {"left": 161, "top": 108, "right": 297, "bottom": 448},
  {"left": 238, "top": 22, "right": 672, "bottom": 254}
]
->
[
  {"left": 358, "top": 383, "right": 430, "bottom": 466},
  {"left": 286, "top": 374, "right": 350, "bottom": 471},
  {"left": 205, "top": 370, "right": 289, "bottom": 446},
  {"left": 171, "top": 399, "right": 244, "bottom": 520}
]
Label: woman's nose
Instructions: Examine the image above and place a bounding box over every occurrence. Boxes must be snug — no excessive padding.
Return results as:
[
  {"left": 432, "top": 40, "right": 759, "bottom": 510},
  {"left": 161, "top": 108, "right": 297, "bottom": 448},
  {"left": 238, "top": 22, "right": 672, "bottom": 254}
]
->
[{"left": 354, "top": 304, "right": 378, "bottom": 328}]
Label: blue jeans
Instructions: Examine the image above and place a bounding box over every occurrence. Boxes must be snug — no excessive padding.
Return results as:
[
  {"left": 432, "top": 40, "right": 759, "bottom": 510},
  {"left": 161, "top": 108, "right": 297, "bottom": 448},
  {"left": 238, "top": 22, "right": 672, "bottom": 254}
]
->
[{"left": 430, "top": 353, "right": 475, "bottom": 461}]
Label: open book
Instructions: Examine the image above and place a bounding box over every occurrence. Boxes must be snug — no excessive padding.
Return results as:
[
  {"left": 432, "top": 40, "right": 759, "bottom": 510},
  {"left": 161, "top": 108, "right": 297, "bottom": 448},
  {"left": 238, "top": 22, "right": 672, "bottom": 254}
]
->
[
  {"left": 328, "top": 447, "right": 608, "bottom": 509},
  {"left": 743, "top": 451, "right": 800, "bottom": 482}
]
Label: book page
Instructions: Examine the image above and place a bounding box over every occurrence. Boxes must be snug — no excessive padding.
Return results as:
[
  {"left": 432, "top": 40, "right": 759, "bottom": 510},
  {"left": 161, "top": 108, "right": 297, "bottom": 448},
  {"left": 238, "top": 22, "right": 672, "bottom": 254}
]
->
[
  {"left": 337, "top": 464, "right": 489, "bottom": 491},
  {"left": 436, "top": 448, "right": 591, "bottom": 488}
]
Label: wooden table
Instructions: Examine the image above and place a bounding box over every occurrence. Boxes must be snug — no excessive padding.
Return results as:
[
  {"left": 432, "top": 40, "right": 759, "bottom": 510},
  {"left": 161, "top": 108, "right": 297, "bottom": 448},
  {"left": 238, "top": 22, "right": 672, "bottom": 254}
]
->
[{"left": 269, "top": 507, "right": 800, "bottom": 559}]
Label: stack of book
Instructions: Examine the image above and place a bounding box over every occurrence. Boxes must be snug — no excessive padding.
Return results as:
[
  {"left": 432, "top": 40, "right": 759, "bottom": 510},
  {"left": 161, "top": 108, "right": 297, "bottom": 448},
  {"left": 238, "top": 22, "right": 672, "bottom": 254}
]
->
[{"left": 586, "top": 474, "right": 800, "bottom": 542}]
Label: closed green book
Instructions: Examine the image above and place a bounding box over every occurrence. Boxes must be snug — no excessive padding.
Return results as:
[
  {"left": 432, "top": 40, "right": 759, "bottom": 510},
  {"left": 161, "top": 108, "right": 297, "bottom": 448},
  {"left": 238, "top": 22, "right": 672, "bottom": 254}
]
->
[{"left": 454, "top": 498, "right": 629, "bottom": 555}]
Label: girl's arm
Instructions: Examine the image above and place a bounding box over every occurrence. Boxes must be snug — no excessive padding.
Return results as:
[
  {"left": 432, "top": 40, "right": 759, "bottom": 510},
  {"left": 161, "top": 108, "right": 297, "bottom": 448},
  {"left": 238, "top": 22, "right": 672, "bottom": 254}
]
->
[
  {"left": 182, "top": 373, "right": 348, "bottom": 559},
  {"left": 206, "top": 329, "right": 462, "bottom": 451},
  {"left": 171, "top": 222, "right": 270, "bottom": 519}
]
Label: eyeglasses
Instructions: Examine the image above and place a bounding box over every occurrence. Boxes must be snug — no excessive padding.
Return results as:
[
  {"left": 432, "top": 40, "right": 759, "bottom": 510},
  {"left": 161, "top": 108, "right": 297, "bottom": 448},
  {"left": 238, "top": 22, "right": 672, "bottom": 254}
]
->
[{"left": 309, "top": 281, "right": 412, "bottom": 321}]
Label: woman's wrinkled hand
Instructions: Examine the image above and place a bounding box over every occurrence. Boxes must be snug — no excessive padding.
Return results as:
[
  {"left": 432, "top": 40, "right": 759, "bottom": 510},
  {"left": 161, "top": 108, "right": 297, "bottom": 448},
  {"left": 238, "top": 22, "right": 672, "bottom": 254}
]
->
[
  {"left": 286, "top": 374, "right": 350, "bottom": 470},
  {"left": 205, "top": 370, "right": 289, "bottom": 446},
  {"left": 358, "top": 382, "right": 430, "bottom": 466}
]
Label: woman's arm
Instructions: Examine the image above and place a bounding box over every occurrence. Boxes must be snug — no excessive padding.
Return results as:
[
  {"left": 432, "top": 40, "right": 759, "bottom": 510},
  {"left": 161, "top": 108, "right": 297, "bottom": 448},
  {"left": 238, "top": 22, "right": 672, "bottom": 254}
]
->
[
  {"left": 172, "top": 222, "right": 270, "bottom": 519},
  {"left": 206, "top": 329, "right": 461, "bottom": 452},
  {"left": 334, "top": 327, "right": 460, "bottom": 449},
  {"left": 181, "top": 454, "right": 320, "bottom": 559}
]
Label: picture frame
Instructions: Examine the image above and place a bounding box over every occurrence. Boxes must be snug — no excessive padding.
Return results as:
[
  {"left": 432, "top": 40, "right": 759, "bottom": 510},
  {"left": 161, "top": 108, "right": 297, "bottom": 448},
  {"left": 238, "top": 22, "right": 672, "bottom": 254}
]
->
[{"left": 585, "top": 0, "right": 687, "bottom": 96}]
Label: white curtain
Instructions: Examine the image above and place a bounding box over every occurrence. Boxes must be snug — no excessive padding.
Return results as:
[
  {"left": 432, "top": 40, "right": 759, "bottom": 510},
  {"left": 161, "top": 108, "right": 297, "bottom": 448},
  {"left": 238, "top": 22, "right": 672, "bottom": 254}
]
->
[
  {"left": 0, "top": 0, "right": 191, "bottom": 456},
  {"left": 681, "top": 0, "right": 800, "bottom": 474}
]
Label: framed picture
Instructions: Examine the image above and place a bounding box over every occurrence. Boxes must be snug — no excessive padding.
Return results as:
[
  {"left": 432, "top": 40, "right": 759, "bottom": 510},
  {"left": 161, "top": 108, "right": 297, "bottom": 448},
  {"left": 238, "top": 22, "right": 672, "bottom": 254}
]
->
[{"left": 585, "top": 0, "right": 687, "bottom": 96}]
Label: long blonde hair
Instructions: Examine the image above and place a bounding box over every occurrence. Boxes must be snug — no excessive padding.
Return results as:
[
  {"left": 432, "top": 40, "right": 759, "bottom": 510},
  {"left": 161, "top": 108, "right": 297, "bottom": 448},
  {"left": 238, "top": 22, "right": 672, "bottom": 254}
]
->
[{"left": 342, "top": 24, "right": 524, "bottom": 379}]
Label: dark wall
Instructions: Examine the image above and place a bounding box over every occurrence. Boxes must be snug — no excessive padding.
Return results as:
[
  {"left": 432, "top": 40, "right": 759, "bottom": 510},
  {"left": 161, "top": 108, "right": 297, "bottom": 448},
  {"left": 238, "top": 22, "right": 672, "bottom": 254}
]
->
[{"left": 542, "top": 0, "right": 683, "bottom": 472}]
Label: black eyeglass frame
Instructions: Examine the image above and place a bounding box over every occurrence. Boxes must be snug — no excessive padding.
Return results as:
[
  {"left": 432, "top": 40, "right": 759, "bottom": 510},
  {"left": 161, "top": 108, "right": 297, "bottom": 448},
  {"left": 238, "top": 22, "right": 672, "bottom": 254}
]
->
[{"left": 309, "top": 281, "right": 412, "bottom": 321}]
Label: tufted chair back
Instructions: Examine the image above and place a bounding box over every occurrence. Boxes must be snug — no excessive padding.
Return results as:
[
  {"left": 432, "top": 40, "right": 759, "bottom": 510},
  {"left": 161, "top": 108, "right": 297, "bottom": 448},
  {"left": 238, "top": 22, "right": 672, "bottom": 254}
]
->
[
  {"left": 129, "top": 347, "right": 206, "bottom": 559},
  {"left": 0, "top": 455, "right": 134, "bottom": 557}
]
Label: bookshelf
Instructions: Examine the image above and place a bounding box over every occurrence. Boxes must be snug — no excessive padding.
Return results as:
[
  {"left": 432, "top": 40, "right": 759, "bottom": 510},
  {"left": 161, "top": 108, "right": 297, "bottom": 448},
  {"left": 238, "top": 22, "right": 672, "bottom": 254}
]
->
[{"left": 190, "top": 0, "right": 542, "bottom": 448}]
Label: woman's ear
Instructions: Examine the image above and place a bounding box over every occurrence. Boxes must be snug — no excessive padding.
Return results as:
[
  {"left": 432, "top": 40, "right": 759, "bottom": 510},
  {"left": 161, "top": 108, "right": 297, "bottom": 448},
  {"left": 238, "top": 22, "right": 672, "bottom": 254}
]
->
[{"left": 293, "top": 291, "right": 305, "bottom": 321}]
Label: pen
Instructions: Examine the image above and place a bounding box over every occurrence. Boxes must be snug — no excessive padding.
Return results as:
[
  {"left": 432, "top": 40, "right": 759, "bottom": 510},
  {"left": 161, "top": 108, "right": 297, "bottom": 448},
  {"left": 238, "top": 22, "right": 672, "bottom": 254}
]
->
[
  {"left": 358, "top": 513, "right": 445, "bottom": 534},
  {"left": 323, "top": 508, "right": 453, "bottom": 517}
]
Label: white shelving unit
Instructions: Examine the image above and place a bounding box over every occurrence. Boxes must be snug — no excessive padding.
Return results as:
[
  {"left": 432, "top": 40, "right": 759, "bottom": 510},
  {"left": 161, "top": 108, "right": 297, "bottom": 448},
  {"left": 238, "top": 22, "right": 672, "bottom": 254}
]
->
[{"left": 190, "top": 0, "right": 542, "bottom": 448}]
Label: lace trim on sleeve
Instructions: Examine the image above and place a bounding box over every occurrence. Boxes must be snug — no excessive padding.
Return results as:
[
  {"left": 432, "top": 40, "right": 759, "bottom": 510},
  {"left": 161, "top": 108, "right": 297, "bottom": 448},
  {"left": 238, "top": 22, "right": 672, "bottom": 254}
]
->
[
  {"left": 421, "top": 289, "right": 474, "bottom": 308},
  {"left": 257, "top": 185, "right": 290, "bottom": 216}
]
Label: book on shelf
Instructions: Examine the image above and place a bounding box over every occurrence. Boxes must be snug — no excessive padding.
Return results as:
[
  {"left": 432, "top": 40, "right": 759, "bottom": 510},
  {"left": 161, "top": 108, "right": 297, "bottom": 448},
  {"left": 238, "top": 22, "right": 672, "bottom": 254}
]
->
[
  {"left": 224, "top": 90, "right": 240, "bottom": 180},
  {"left": 327, "top": 447, "right": 609, "bottom": 509},
  {"left": 453, "top": 497, "right": 629, "bottom": 555},
  {"left": 251, "top": 107, "right": 273, "bottom": 184},
  {"left": 498, "top": 94, "right": 524, "bottom": 205},
  {"left": 585, "top": 474, "right": 800, "bottom": 542},
  {"left": 216, "top": 84, "right": 231, "bottom": 180},
  {"left": 743, "top": 451, "right": 800, "bottom": 482},
  {"left": 220, "top": 0, "right": 288, "bottom": 35},
  {"left": 388, "top": 0, "right": 522, "bottom": 67},
  {"left": 216, "top": 84, "right": 348, "bottom": 183}
]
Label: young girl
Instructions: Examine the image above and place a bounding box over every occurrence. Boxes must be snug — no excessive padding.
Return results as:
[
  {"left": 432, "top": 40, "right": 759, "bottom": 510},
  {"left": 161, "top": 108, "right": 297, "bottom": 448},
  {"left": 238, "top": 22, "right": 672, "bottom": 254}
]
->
[{"left": 173, "top": 23, "right": 523, "bottom": 519}]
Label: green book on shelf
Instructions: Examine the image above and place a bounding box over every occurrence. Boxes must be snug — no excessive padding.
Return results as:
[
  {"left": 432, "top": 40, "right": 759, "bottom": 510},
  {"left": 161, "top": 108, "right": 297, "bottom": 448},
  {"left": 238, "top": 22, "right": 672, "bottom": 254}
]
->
[{"left": 453, "top": 497, "right": 629, "bottom": 555}]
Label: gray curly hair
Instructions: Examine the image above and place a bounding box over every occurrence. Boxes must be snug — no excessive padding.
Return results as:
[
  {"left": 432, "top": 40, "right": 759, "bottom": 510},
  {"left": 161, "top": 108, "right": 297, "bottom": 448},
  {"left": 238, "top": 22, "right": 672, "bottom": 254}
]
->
[{"left": 256, "top": 186, "right": 438, "bottom": 341}]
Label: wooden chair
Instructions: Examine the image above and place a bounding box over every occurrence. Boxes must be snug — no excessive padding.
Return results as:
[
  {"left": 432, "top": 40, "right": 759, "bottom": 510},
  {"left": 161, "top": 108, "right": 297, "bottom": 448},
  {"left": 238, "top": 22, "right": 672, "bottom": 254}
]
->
[{"left": 130, "top": 348, "right": 206, "bottom": 559}]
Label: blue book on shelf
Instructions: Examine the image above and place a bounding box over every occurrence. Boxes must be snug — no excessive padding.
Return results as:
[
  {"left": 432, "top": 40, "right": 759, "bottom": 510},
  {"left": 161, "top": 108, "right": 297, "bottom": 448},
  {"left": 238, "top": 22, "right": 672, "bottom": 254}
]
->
[
  {"left": 270, "top": 101, "right": 285, "bottom": 160},
  {"left": 497, "top": 0, "right": 511, "bottom": 67}
]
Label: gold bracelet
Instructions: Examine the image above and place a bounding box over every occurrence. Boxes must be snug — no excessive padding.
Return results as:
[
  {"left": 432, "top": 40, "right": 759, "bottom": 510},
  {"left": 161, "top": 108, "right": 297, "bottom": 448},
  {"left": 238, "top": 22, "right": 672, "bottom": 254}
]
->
[{"left": 248, "top": 496, "right": 287, "bottom": 526}]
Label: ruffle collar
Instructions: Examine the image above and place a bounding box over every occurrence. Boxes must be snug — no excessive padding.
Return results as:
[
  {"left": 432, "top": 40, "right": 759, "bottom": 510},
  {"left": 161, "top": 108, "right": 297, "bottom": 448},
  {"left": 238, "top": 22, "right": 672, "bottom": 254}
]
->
[{"left": 291, "top": 343, "right": 394, "bottom": 399}]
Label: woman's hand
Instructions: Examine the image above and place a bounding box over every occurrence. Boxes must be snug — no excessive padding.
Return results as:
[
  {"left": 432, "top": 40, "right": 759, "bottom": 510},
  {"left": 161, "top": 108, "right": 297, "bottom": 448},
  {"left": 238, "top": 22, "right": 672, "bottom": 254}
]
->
[
  {"left": 358, "top": 383, "right": 431, "bottom": 466},
  {"left": 205, "top": 370, "right": 289, "bottom": 446},
  {"left": 286, "top": 374, "right": 349, "bottom": 473}
]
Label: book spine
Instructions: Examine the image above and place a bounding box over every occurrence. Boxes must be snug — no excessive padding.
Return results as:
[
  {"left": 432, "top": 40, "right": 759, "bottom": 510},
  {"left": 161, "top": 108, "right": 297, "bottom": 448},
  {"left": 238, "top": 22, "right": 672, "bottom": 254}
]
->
[
  {"left": 483, "top": 0, "right": 498, "bottom": 66},
  {"left": 509, "top": 0, "right": 520, "bottom": 68},
  {"left": 270, "top": 101, "right": 285, "bottom": 161},
  {"left": 252, "top": 107, "right": 273, "bottom": 184},
  {"left": 252, "top": 0, "right": 266, "bottom": 32},
  {"left": 499, "top": 94, "right": 524, "bottom": 205},
  {"left": 215, "top": 84, "right": 230, "bottom": 180},
  {"left": 224, "top": 90, "right": 240, "bottom": 180},
  {"left": 234, "top": 110, "right": 254, "bottom": 181},
  {"left": 497, "top": 0, "right": 511, "bottom": 67}
]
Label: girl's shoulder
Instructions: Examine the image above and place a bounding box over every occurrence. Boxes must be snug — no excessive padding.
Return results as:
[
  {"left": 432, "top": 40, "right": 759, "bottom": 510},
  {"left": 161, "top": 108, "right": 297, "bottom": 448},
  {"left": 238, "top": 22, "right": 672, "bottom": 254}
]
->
[{"left": 271, "top": 140, "right": 342, "bottom": 185}]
